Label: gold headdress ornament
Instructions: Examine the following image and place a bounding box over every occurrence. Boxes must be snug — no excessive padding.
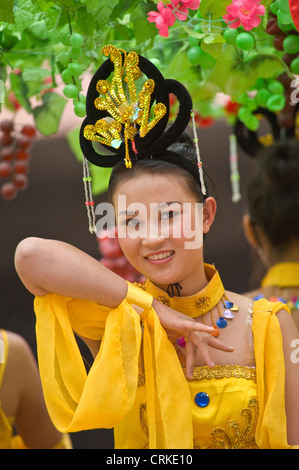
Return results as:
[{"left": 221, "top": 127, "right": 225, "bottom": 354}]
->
[{"left": 83, "top": 45, "right": 167, "bottom": 169}]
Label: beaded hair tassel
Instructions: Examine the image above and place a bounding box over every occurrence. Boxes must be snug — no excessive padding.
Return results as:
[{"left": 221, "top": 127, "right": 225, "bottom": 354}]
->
[
  {"left": 191, "top": 111, "right": 206, "bottom": 196},
  {"left": 83, "top": 156, "right": 96, "bottom": 234},
  {"left": 229, "top": 134, "right": 241, "bottom": 203}
]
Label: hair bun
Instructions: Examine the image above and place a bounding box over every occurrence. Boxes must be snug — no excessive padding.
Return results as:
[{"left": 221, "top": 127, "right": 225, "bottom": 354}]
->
[{"left": 260, "top": 140, "right": 299, "bottom": 189}]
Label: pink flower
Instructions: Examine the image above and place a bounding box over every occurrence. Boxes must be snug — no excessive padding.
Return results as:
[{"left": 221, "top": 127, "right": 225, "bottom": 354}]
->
[
  {"left": 148, "top": 0, "right": 200, "bottom": 37},
  {"left": 170, "top": 0, "right": 189, "bottom": 20},
  {"left": 223, "top": 0, "right": 266, "bottom": 31},
  {"left": 147, "top": 2, "right": 176, "bottom": 37},
  {"left": 171, "top": 0, "right": 200, "bottom": 20},
  {"left": 180, "top": 0, "right": 200, "bottom": 10}
]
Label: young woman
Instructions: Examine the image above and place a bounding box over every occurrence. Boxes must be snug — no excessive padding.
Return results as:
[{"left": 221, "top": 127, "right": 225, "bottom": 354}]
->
[
  {"left": 243, "top": 140, "right": 299, "bottom": 331},
  {"left": 14, "top": 46, "right": 299, "bottom": 449}
]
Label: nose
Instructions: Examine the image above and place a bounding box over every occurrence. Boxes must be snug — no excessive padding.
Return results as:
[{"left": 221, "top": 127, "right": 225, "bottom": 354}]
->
[{"left": 141, "top": 233, "right": 166, "bottom": 248}]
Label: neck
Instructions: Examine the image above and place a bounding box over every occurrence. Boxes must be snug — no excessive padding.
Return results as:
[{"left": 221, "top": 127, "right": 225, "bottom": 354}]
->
[
  {"left": 156, "top": 262, "right": 209, "bottom": 297},
  {"left": 267, "top": 244, "right": 299, "bottom": 267},
  {"left": 256, "top": 234, "right": 299, "bottom": 268}
]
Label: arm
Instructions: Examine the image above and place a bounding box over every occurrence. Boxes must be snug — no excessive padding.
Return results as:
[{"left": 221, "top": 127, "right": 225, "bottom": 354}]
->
[
  {"left": 15, "top": 237, "right": 233, "bottom": 372},
  {"left": 2, "top": 332, "right": 64, "bottom": 449},
  {"left": 15, "top": 237, "right": 128, "bottom": 306},
  {"left": 277, "top": 309, "right": 299, "bottom": 446}
]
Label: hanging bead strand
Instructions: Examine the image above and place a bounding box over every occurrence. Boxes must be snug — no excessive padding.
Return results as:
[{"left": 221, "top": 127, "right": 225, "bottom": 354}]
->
[
  {"left": 83, "top": 155, "right": 96, "bottom": 234},
  {"left": 191, "top": 111, "right": 206, "bottom": 196},
  {"left": 229, "top": 134, "right": 241, "bottom": 203}
]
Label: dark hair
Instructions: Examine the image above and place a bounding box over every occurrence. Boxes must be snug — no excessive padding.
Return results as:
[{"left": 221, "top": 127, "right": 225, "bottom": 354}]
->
[
  {"left": 248, "top": 139, "right": 299, "bottom": 248},
  {"left": 107, "top": 132, "right": 212, "bottom": 204}
]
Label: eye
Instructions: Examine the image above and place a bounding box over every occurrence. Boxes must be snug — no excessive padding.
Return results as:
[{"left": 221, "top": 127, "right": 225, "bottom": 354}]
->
[
  {"left": 126, "top": 217, "right": 140, "bottom": 227},
  {"left": 160, "top": 210, "right": 180, "bottom": 221}
]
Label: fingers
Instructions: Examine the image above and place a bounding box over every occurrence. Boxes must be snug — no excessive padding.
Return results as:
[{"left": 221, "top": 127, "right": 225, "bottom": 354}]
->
[
  {"left": 185, "top": 335, "right": 215, "bottom": 380},
  {"left": 183, "top": 331, "right": 234, "bottom": 379},
  {"left": 180, "top": 319, "right": 215, "bottom": 335},
  {"left": 189, "top": 333, "right": 216, "bottom": 369},
  {"left": 185, "top": 341, "right": 195, "bottom": 380},
  {"left": 206, "top": 335, "right": 234, "bottom": 352}
]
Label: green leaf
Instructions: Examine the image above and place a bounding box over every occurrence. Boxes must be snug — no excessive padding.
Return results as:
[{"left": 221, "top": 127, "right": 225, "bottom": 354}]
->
[
  {"left": 109, "top": 0, "right": 141, "bottom": 23},
  {"left": 131, "top": 2, "right": 158, "bottom": 45},
  {"left": 182, "top": 24, "right": 205, "bottom": 39},
  {"left": 33, "top": 92, "right": 66, "bottom": 136},
  {"left": 261, "top": 0, "right": 273, "bottom": 6},
  {"left": 86, "top": 0, "right": 120, "bottom": 29},
  {"left": 28, "top": 20, "right": 49, "bottom": 40},
  {"left": 208, "top": 45, "right": 258, "bottom": 100},
  {"left": 67, "top": 126, "right": 112, "bottom": 195},
  {"left": 0, "top": 79, "right": 5, "bottom": 103},
  {"left": 22, "top": 65, "right": 51, "bottom": 81},
  {"left": 164, "top": 47, "right": 199, "bottom": 85},
  {"left": 199, "top": 0, "right": 231, "bottom": 19},
  {"left": 14, "top": 0, "right": 39, "bottom": 31},
  {"left": 0, "top": 62, "right": 7, "bottom": 82},
  {"left": 67, "top": 126, "right": 82, "bottom": 163},
  {"left": 203, "top": 33, "right": 225, "bottom": 44},
  {"left": 75, "top": 6, "right": 95, "bottom": 37},
  {"left": 90, "top": 165, "right": 112, "bottom": 195},
  {"left": 200, "top": 41, "right": 223, "bottom": 58},
  {"left": 0, "top": 0, "right": 15, "bottom": 24},
  {"left": 249, "top": 54, "right": 284, "bottom": 79},
  {"left": 9, "top": 72, "right": 32, "bottom": 113}
]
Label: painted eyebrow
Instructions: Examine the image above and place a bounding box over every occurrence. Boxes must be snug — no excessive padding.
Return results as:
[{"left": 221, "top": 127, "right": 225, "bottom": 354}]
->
[
  {"left": 164, "top": 201, "right": 183, "bottom": 206},
  {"left": 118, "top": 211, "right": 137, "bottom": 216},
  {"left": 117, "top": 202, "right": 183, "bottom": 217}
]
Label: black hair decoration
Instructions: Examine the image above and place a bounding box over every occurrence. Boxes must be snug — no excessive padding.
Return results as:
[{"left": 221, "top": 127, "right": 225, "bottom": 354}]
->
[
  {"left": 235, "top": 103, "right": 299, "bottom": 157},
  {"left": 79, "top": 45, "right": 206, "bottom": 190}
]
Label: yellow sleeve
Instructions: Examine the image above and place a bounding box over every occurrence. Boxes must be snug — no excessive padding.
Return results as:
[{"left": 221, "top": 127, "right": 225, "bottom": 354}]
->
[
  {"left": 252, "top": 299, "right": 299, "bottom": 449},
  {"left": 34, "top": 289, "right": 143, "bottom": 433},
  {"left": 33, "top": 284, "right": 193, "bottom": 448}
]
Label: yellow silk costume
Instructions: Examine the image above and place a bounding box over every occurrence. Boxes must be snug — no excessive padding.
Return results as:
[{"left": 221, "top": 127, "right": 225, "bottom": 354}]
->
[
  {"left": 0, "top": 330, "right": 72, "bottom": 449},
  {"left": 33, "top": 264, "right": 298, "bottom": 449},
  {"left": 262, "top": 262, "right": 299, "bottom": 289}
]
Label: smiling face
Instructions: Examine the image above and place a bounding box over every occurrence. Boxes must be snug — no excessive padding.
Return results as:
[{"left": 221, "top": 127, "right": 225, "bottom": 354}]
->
[{"left": 112, "top": 171, "right": 216, "bottom": 295}]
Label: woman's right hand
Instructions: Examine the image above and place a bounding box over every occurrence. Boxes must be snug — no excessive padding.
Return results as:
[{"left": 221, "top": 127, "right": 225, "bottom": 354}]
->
[{"left": 152, "top": 298, "right": 234, "bottom": 379}]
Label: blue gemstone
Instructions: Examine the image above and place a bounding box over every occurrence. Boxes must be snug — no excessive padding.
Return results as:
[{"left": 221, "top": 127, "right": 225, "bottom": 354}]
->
[
  {"left": 216, "top": 317, "right": 227, "bottom": 328},
  {"left": 223, "top": 300, "right": 233, "bottom": 309},
  {"left": 195, "top": 392, "right": 210, "bottom": 408},
  {"left": 131, "top": 107, "right": 140, "bottom": 121},
  {"left": 111, "top": 139, "right": 122, "bottom": 149},
  {"left": 253, "top": 294, "right": 264, "bottom": 301}
]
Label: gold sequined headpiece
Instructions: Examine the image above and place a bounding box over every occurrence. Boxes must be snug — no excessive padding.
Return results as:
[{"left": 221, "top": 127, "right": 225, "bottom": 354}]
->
[
  {"left": 82, "top": 45, "right": 167, "bottom": 169},
  {"left": 79, "top": 45, "right": 207, "bottom": 232}
]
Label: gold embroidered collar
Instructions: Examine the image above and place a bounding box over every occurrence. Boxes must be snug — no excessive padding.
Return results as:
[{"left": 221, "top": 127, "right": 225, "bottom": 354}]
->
[
  {"left": 261, "top": 262, "right": 299, "bottom": 288},
  {"left": 144, "top": 264, "right": 225, "bottom": 318}
]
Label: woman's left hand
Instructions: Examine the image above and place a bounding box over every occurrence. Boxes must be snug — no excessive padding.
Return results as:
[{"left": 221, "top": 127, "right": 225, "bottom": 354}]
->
[{"left": 152, "top": 298, "right": 234, "bottom": 379}]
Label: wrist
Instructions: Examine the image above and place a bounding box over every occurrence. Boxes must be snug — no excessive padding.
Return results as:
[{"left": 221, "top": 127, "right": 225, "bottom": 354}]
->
[{"left": 126, "top": 282, "right": 153, "bottom": 319}]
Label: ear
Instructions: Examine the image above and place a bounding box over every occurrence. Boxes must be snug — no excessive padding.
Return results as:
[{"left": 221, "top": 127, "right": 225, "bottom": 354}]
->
[
  {"left": 203, "top": 197, "right": 217, "bottom": 234},
  {"left": 243, "top": 214, "right": 260, "bottom": 249}
]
